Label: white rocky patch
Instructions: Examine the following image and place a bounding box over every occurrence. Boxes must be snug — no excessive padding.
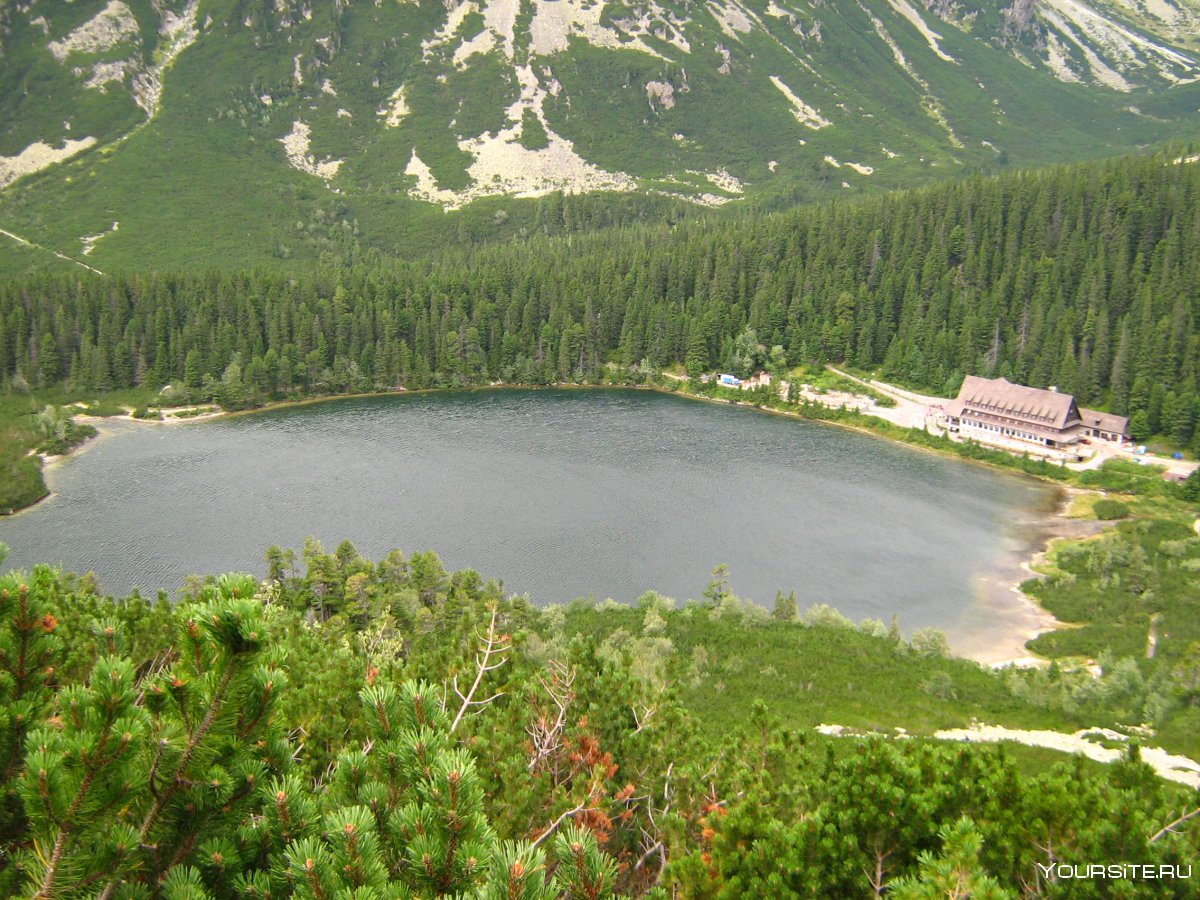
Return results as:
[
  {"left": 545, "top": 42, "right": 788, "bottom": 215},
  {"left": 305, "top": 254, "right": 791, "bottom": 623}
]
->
[
  {"left": 337, "top": 108, "right": 352, "bottom": 119},
  {"left": 701, "top": 167, "right": 744, "bottom": 193},
  {"left": 48, "top": 0, "right": 139, "bottom": 61},
  {"left": 529, "top": 0, "right": 664, "bottom": 60},
  {"left": 858, "top": 2, "right": 963, "bottom": 147},
  {"left": 935, "top": 724, "right": 1200, "bottom": 789},
  {"left": 1044, "top": 32, "right": 1084, "bottom": 83},
  {"left": 321, "top": 79, "right": 337, "bottom": 97},
  {"left": 769, "top": 76, "right": 829, "bottom": 129},
  {"left": 279, "top": 121, "right": 342, "bottom": 182},
  {"left": 30, "top": 15, "right": 49, "bottom": 35},
  {"left": 645, "top": 80, "right": 676, "bottom": 110},
  {"left": 293, "top": 54, "right": 304, "bottom": 87},
  {"left": 482, "top": 0, "right": 521, "bottom": 60},
  {"left": 81, "top": 221, "right": 119, "bottom": 256},
  {"left": 826, "top": 157, "right": 874, "bottom": 174},
  {"left": 646, "top": 188, "right": 734, "bottom": 207},
  {"left": 715, "top": 44, "right": 732, "bottom": 74},
  {"left": 767, "top": 159, "right": 778, "bottom": 171},
  {"left": 885, "top": 0, "right": 957, "bottom": 63},
  {"left": 454, "top": 29, "right": 496, "bottom": 66},
  {"left": 423, "top": 1, "right": 478, "bottom": 58},
  {"left": 132, "top": 0, "right": 201, "bottom": 119},
  {"left": 85, "top": 60, "right": 131, "bottom": 91},
  {"left": 707, "top": 0, "right": 754, "bottom": 39},
  {"left": 690, "top": 192, "right": 734, "bottom": 207},
  {"left": 378, "top": 85, "right": 410, "bottom": 126},
  {"left": 405, "top": 66, "right": 634, "bottom": 211},
  {"left": 611, "top": 1, "right": 692, "bottom": 56},
  {"left": 1040, "top": 8, "right": 1132, "bottom": 89},
  {"left": 0, "top": 137, "right": 98, "bottom": 190},
  {"left": 882, "top": 146, "right": 898, "bottom": 158},
  {"left": 1039, "top": 0, "right": 1198, "bottom": 85}
]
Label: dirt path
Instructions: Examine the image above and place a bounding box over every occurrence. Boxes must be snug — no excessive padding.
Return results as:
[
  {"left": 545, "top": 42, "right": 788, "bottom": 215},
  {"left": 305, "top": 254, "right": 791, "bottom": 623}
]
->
[
  {"left": 825, "top": 366, "right": 939, "bottom": 431},
  {"left": 817, "top": 723, "right": 1200, "bottom": 789},
  {"left": 0, "top": 226, "right": 105, "bottom": 275}
]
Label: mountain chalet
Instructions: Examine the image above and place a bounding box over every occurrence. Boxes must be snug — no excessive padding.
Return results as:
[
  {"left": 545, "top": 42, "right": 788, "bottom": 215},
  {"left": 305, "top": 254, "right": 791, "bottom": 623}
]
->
[{"left": 941, "top": 376, "right": 1129, "bottom": 453}]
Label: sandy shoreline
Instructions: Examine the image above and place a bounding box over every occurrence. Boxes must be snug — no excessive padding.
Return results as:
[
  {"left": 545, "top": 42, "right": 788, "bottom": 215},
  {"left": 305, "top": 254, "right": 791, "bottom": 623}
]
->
[
  {"left": 950, "top": 486, "right": 1109, "bottom": 668},
  {"left": 11, "top": 386, "right": 1091, "bottom": 667},
  {"left": 26, "top": 407, "right": 226, "bottom": 507}
]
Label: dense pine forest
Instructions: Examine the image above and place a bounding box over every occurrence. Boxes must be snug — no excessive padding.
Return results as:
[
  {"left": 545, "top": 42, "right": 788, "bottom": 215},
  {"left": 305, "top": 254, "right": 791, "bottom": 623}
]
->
[
  {"left": 2, "top": 538, "right": 1199, "bottom": 898},
  {"left": 3, "top": 146, "right": 1200, "bottom": 449}
]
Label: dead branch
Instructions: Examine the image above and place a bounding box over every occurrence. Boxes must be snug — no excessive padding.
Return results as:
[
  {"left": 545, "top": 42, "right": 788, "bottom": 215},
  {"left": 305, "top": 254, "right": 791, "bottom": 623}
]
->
[
  {"left": 632, "top": 703, "right": 657, "bottom": 734},
  {"left": 1150, "top": 806, "right": 1200, "bottom": 843},
  {"left": 450, "top": 605, "right": 510, "bottom": 733},
  {"left": 528, "top": 660, "right": 575, "bottom": 771}
]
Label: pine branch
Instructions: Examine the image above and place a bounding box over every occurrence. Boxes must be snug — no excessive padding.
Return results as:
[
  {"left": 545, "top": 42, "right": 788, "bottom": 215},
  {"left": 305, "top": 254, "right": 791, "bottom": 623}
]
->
[{"left": 98, "top": 662, "right": 238, "bottom": 898}]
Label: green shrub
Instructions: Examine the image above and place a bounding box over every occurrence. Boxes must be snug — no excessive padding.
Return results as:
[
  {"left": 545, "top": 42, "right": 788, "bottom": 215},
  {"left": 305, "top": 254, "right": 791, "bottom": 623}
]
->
[{"left": 1093, "top": 499, "right": 1130, "bottom": 520}]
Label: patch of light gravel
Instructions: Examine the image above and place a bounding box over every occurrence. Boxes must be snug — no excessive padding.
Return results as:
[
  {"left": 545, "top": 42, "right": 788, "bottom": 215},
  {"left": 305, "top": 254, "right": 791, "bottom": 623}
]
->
[
  {"left": 405, "top": 65, "right": 634, "bottom": 210},
  {"left": 885, "top": 0, "right": 957, "bottom": 63},
  {"left": 707, "top": 0, "right": 754, "bottom": 39},
  {"left": 857, "top": 1, "right": 962, "bottom": 146},
  {"left": 529, "top": 0, "right": 665, "bottom": 59},
  {"left": 422, "top": 1, "right": 479, "bottom": 58},
  {"left": 48, "top": 0, "right": 139, "bottom": 60},
  {"left": 934, "top": 724, "right": 1200, "bottom": 789},
  {"left": 132, "top": 0, "right": 201, "bottom": 118},
  {"left": 0, "top": 137, "right": 98, "bottom": 190},
  {"left": 378, "top": 85, "right": 410, "bottom": 126},
  {"left": 279, "top": 121, "right": 342, "bottom": 181},
  {"left": 769, "top": 75, "right": 829, "bottom": 129}
]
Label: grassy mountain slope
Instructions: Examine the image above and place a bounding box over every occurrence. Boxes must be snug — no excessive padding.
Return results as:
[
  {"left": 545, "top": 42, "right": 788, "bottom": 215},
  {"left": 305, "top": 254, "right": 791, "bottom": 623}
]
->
[{"left": 0, "top": 0, "right": 1198, "bottom": 273}]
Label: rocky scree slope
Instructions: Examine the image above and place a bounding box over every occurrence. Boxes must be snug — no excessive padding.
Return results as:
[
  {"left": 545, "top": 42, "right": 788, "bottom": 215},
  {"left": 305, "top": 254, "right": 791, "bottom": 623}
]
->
[{"left": 0, "top": 0, "right": 1198, "bottom": 270}]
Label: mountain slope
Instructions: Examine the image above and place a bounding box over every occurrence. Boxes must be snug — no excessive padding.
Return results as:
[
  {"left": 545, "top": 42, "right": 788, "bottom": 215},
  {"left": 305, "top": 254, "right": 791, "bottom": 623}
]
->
[{"left": 0, "top": 0, "right": 1198, "bottom": 272}]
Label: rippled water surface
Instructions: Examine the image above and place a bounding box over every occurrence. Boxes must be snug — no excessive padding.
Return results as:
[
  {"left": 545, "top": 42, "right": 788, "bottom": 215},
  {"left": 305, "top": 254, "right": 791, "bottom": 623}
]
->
[{"left": 0, "top": 389, "right": 1053, "bottom": 641}]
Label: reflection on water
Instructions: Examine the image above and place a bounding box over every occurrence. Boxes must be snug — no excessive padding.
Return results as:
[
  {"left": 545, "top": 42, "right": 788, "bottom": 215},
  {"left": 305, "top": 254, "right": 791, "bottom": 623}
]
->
[{"left": 0, "top": 389, "right": 1053, "bottom": 650}]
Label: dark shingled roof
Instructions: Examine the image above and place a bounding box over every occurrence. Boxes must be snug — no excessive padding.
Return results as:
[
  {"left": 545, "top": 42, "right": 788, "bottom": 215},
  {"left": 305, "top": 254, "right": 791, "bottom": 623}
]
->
[
  {"left": 1079, "top": 408, "right": 1130, "bottom": 437},
  {"left": 955, "top": 376, "right": 1081, "bottom": 430}
]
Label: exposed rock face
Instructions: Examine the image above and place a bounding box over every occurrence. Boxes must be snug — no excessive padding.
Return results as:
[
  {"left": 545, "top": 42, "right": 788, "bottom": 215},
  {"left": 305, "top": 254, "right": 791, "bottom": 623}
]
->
[
  {"left": 1003, "top": 0, "right": 1039, "bottom": 37},
  {"left": 645, "top": 80, "right": 676, "bottom": 110},
  {"left": 48, "top": 0, "right": 139, "bottom": 61},
  {"left": 2, "top": 0, "right": 1199, "bottom": 229}
]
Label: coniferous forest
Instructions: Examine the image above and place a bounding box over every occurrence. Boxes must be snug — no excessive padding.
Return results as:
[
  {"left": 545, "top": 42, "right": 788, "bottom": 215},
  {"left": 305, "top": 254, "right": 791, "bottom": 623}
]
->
[
  {"left": 3, "top": 147, "right": 1200, "bottom": 448},
  {"left": 3, "top": 145, "right": 1200, "bottom": 897}
]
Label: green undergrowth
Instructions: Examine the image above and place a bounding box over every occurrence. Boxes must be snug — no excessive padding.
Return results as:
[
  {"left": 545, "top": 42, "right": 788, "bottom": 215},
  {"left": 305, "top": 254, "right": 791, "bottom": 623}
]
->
[{"left": 558, "top": 600, "right": 1077, "bottom": 739}]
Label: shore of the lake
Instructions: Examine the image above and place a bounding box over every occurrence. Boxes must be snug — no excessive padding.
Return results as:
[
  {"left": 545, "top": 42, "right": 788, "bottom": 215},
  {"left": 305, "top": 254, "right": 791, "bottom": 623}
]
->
[
  {"left": 5, "top": 381, "right": 1091, "bottom": 671},
  {"left": 952, "top": 486, "right": 1111, "bottom": 668}
]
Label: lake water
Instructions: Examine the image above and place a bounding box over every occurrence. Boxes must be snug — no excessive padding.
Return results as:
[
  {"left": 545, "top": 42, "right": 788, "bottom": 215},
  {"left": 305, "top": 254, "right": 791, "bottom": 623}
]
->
[{"left": 0, "top": 389, "right": 1055, "bottom": 652}]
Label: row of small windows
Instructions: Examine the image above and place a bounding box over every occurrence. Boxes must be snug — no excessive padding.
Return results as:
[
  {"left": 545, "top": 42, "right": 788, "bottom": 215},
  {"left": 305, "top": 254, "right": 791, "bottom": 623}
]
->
[{"left": 961, "top": 420, "right": 1047, "bottom": 444}]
